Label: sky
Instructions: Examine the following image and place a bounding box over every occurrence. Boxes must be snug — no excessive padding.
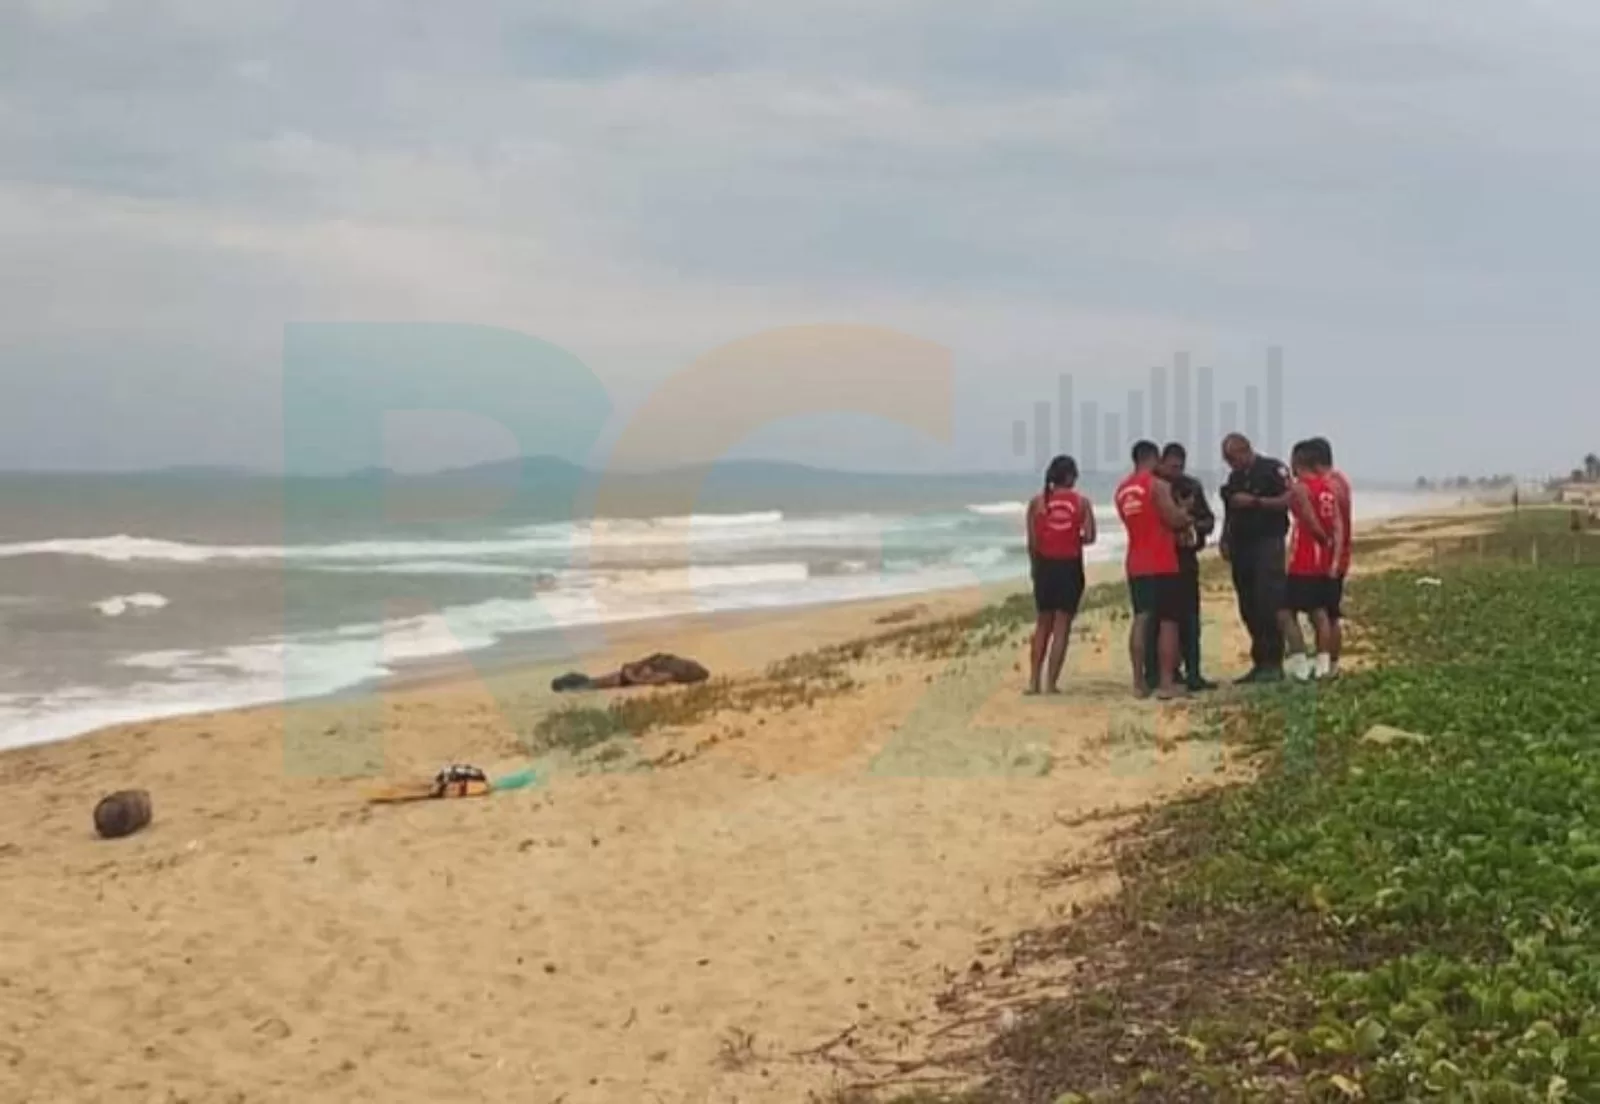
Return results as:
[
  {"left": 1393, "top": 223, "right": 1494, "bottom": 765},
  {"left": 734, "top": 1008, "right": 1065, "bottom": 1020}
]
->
[{"left": 2, "top": 0, "right": 1598, "bottom": 480}]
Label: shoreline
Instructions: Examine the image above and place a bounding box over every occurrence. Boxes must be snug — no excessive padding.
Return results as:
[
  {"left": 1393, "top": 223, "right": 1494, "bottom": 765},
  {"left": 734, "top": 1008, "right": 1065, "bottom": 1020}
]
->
[
  {"left": 0, "top": 570, "right": 1052, "bottom": 757},
  {"left": 0, "top": 498, "right": 1474, "bottom": 758}
]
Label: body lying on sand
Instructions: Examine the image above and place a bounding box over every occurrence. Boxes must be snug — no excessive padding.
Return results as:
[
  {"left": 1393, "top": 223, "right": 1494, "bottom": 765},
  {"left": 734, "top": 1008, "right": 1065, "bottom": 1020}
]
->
[
  {"left": 551, "top": 652, "right": 711, "bottom": 693},
  {"left": 1024, "top": 431, "right": 1354, "bottom": 698}
]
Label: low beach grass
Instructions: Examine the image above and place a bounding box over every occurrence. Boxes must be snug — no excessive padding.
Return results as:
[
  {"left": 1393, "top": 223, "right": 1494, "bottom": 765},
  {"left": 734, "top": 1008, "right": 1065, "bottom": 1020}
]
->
[
  {"left": 529, "top": 586, "right": 1125, "bottom": 757},
  {"left": 863, "top": 510, "right": 1600, "bottom": 1102},
  {"left": 529, "top": 511, "right": 1557, "bottom": 762}
]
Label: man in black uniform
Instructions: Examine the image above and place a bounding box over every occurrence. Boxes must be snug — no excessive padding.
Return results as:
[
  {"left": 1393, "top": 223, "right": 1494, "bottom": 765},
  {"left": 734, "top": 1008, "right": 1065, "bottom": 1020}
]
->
[
  {"left": 1144, "top": 442, "right": 1217, "bottom": 691},
  {"left": 1219, "top": 433, "right": 1292, "bottom": 683}
]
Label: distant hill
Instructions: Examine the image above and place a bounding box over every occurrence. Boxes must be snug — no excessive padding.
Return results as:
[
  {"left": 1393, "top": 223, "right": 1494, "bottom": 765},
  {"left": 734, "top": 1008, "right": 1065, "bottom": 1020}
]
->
[
  {"left": 371, "top": 456, "right": 1040, "bottom": 518},
  {"left": 2, "top": 457, "right": 1425, "bottom": 498},
  {"left": 0, "top": 459, "right": 1437, "bottom": 544},
  {"left": 0, "top": 458, "right": 1039, "bottom": 531},
  {"left": 387, "top": 456, "right": 1026, "bottom": 489},
  {"left": 153, "top": 465, "right": 267, "bottom": 479}
]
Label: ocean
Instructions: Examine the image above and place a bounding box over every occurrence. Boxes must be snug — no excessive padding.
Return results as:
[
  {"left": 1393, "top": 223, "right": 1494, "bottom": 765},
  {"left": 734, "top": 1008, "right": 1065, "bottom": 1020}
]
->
[{"left": 0, "top": 470, "right": 1444, "bottom": 749}]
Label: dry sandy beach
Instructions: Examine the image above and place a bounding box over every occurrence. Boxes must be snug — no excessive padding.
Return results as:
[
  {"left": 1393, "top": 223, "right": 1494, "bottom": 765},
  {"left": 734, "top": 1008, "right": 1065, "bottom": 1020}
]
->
[{"left": 0, "top": 510, "right": 1489, "bottom": 1103}]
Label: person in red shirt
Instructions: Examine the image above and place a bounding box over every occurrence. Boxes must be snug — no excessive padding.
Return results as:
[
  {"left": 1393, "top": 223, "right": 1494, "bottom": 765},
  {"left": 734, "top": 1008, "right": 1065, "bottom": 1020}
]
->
[
  {"left": 1280, "top": 441, "right": 1339, "bottom": 681},
  {"left": 1307, "top": 436, "right": 1351, "bottom": 678},
  {"left": 1025, "top": 455, "right": 1097, "bottom": 694},
  {"left": 1115, "top": 440, "right": 1192, "bottom": 699}
]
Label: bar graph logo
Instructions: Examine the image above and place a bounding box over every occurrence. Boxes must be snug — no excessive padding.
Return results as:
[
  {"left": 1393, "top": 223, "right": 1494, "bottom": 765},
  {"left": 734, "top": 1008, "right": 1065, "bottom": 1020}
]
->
[{"left": 1013, "top": 346, "right": 1286, "bottom": 476}]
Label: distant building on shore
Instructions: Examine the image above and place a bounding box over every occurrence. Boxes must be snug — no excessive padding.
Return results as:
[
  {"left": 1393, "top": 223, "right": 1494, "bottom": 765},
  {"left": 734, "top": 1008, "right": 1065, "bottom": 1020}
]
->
[{"left": 1553, "top": 479, "right": 1600, "bottom": 525}]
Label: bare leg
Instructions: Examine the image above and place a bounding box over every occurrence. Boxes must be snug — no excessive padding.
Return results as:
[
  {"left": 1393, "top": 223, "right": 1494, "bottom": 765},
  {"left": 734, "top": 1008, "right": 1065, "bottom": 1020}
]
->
[
  {"left": 1280, "top": 610, "right": 1314, "bottom": 680},
  {"left": 1279, "top": 610, "right": 1307, "bottom": 657},
  {"left": 1044, "top": 612, "right": 1073, "bottom": 692},
  {"left": 1328, "top": 616, "right": 1343, "bottom": 670},
  {"left": 1310, "top": 610, "right": 1334, "bottom": 656},
  {"left": 1129, "top": 612, "right": 1152, "bottom": 697},
  {"left": 1027, "top": 613, "right": 1051, "bottom": 693},
  {"left": 1312, "top": 609, "right": 1338, "bottom": 678},
  {"left": 1154, "top": 619, "right": 1184, "bottom": 697}
]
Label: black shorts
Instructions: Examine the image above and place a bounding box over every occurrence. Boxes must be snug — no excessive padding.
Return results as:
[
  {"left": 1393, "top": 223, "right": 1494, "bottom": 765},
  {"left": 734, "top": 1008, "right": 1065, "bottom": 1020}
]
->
[
  {"left": 1286, "top": 575, "right": 1341, "bottom": 617},
  {"left": 1032, "top": 556, "right": 1086, "bottom": 615},
  {"left": 1128, "top": 574, "right": 1185, "bottom": 623}
]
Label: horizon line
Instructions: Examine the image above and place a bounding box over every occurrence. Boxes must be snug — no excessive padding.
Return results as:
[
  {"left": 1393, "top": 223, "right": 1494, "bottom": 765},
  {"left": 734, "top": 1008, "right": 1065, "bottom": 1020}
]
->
[{"left": 0, "top": 458, "right": 1529, "bottom": 487}]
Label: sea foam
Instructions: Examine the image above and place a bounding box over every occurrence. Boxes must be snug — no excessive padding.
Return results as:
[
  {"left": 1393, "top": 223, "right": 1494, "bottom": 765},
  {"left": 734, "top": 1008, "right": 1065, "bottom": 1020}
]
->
[{"left": 93, "top": 593, "right": 171, "bottom": 617}]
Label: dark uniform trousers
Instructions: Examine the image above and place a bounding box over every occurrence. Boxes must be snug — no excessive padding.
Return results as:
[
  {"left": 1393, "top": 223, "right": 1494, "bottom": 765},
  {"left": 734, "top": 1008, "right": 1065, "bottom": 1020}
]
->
[
  {"left": 1230, "top": 536, "right": 1287, "bottom": 671},
  {"left": 1144, "top": 551, "right": 1204, "bottom": 687}
]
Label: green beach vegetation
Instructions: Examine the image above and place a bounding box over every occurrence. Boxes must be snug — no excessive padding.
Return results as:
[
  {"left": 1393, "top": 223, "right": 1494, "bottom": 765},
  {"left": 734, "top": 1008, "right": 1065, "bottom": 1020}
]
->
[{"left": 859, "top": 509, "right": 1600, "bottom": 1103}]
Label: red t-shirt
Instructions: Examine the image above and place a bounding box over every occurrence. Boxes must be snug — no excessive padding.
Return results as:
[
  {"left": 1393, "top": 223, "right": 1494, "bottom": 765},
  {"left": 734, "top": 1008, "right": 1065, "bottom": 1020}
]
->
[
  {"left": 1326, "top": 468, "right": 1353, "bottom": 577},
  {"left": 1289, "top": 472, "right": 1341, "bottom": 577},
  {"left": 1031, "top": 489, "right": 1089, "bottom": 560},
  {"left": 1115, "top": 470, "right": 1179, "bottom": 577}
]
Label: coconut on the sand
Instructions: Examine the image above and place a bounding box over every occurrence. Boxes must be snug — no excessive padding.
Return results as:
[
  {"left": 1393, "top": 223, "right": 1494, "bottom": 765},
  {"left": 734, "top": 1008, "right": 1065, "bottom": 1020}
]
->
[{"left": 93, "top": 790, "right": 152, "bottom": 839}]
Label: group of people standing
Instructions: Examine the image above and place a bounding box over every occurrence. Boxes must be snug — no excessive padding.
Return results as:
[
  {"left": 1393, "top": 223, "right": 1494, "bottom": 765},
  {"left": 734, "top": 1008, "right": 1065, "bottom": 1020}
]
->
[{"left": 1023, "top": 433, "right": 1351, "bottom": 697}]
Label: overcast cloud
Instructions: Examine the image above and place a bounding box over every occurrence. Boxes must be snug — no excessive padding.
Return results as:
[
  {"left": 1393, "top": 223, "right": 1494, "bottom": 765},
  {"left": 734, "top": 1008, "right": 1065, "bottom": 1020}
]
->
[{"left": 2, "top": 1, "right": 1597, "bottom": 478}]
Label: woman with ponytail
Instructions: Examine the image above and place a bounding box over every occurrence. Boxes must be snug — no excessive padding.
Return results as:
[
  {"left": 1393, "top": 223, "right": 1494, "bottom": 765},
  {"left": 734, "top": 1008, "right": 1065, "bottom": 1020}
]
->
[{"left": 1025, "top": 454, "right": 1095, "bottom": 694}]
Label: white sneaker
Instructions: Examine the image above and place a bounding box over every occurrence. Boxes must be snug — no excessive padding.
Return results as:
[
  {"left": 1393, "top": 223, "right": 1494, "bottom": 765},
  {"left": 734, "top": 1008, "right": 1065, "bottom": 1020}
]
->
[
  {"left": 1286, "top": 654, "right": 1314, "bottom": 682},
  {"left": 1314, "top": 653, "right": 1333, "bottom": 679}
]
